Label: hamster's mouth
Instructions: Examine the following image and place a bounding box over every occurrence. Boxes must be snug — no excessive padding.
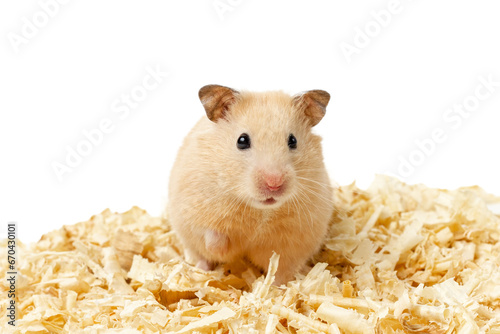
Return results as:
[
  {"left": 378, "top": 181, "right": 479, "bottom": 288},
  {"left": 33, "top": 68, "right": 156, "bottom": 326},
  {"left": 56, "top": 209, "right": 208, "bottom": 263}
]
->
[{"left": 262, "top": 198, "right": 277, "bottom": 205}]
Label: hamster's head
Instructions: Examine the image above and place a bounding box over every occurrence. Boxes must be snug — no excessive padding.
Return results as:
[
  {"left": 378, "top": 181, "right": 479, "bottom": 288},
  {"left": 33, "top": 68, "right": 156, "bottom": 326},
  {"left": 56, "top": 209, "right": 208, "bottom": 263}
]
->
[{"left": 198, "top": 84, "right": 331, "bottom": 210}]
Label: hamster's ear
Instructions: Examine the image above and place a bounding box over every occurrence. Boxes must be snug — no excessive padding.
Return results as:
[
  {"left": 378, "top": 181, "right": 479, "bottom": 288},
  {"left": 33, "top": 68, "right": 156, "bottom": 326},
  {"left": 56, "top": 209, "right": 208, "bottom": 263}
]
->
[
  {"left": 199, "top": 84, "right": 239, "bottom": 122},
  {"left": 293, "top": 90, "right": 330, "bottom": 127}
]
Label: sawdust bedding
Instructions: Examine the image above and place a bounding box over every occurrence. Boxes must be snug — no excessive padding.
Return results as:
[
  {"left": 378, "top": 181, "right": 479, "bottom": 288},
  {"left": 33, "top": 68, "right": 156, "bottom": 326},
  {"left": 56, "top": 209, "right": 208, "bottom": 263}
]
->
[{"left": 1, "top": 175, "right": 500, "bottom": 333}]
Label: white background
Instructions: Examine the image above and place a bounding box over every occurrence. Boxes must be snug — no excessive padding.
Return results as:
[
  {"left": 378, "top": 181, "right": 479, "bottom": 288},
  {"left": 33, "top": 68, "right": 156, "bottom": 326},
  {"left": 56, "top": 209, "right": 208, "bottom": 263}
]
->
[{"left": 1, "top": 0, "right": 499, "bottom": 243}]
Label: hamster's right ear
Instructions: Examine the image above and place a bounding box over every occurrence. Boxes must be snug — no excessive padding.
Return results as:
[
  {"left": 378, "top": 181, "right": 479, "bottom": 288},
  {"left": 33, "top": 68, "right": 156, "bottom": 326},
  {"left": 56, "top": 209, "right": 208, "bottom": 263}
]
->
[{"left": 199, "top": 85, "right": 240, "bottom": 122}]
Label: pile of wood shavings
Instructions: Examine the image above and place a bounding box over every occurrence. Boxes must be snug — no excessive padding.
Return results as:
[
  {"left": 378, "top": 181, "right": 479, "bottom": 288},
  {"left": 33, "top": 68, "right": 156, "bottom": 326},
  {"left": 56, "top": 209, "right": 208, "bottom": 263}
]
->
[{"left": 2, "top": 175, "right": 500, "bottom": 333}]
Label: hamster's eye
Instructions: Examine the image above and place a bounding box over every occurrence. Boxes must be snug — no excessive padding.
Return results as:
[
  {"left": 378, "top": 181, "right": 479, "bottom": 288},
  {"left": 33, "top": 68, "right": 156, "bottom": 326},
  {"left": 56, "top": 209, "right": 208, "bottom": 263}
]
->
[
  {"left": 288, "top": 134, "right": 297, "bottom": 150},
  {"left": 237, "top": 133, "right": 251, "bottom": 150}
]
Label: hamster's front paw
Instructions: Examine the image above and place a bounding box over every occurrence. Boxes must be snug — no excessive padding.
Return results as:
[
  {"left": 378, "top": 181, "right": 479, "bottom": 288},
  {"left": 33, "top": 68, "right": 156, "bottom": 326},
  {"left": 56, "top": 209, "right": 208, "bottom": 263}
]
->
[
  {"left": 196, "top": 259, "right": 215, "bottom": 271},
  {"left": 204, "top": 229, "right": 229, "bottom": 258}
]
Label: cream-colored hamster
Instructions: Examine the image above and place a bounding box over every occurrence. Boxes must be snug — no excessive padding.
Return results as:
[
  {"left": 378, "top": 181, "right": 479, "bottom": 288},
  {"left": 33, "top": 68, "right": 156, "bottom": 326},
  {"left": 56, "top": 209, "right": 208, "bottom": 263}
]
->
[{"left": 168, "top": 84, "right": 334, "bottom": 285}]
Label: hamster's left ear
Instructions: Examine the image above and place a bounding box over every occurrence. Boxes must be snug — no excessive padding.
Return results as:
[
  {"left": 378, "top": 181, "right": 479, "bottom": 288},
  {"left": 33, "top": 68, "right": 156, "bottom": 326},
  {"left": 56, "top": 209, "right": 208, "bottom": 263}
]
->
[
  {"left": 199, "top": 84, "right": 240, "bottom": 122},
  {"left": 293, "top": 90, "right": 330, "bottom": 127}
]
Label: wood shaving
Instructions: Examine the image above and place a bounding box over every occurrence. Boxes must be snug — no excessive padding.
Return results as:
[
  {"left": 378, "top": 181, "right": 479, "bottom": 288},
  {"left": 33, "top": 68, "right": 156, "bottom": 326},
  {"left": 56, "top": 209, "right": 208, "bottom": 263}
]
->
[{"left": 2, "top": 175, "right": 500, "bottom": 333}]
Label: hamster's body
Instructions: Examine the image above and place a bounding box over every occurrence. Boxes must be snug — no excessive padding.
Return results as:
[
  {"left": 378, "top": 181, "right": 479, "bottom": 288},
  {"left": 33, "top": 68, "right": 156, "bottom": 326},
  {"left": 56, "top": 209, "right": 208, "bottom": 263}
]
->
[{"left": 168, "top": 86, "right": 333, "bottom": 284}]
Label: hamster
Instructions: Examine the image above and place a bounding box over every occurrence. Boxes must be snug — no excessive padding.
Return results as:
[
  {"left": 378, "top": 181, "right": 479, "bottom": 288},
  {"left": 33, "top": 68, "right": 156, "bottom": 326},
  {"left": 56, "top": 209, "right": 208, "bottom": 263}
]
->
[{"left": 168, "top": 84, "right": 334, "bottom": 285}]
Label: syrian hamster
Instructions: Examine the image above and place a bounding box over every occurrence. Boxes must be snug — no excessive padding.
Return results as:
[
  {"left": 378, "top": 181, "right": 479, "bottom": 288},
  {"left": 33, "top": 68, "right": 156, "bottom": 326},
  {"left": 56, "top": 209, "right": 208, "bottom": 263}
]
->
[{"left": 168, "top": 84, "right": 333, "bottom": 285}]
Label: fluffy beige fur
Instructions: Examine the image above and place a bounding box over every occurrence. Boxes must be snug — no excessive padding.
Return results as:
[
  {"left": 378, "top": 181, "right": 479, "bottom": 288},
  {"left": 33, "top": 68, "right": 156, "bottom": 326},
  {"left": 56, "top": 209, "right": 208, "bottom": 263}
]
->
[{"left": 168, "top": 86, "right": 333, "bottom": 284}]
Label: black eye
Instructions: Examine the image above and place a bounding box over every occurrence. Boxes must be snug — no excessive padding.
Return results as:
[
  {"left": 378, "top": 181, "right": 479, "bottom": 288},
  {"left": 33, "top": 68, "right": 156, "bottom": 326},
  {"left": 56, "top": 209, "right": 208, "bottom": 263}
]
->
[
  {"left": 237, "top": 133, "right": 251, "bottom": 150},
  {"left": 288, "top": 134, "right": 297, "bottom": 149}
]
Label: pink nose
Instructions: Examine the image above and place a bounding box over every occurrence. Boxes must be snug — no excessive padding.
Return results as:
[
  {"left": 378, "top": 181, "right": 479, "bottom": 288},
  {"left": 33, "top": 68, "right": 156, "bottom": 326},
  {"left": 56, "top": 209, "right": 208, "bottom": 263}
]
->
[{"left": 263, "top": 174, "right": 284, "bottom": 191}]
